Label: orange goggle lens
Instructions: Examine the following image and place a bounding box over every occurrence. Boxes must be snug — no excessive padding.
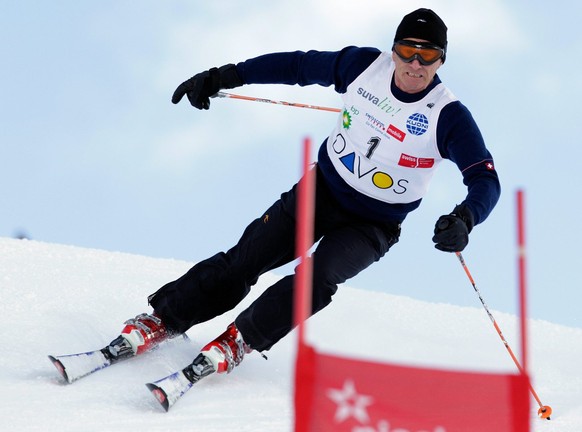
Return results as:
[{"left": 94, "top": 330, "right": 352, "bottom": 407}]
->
[{"left": 393, "top": 41, "right": 444, "bottom": 65}]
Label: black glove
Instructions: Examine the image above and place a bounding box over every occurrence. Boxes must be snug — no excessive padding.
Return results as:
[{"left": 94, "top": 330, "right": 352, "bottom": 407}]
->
[
  {"left": 432, "top": 204, "right": 475, "bottom": 252},
  {"left": 171, "top": 64, "right": 243, "bottom": 110}
]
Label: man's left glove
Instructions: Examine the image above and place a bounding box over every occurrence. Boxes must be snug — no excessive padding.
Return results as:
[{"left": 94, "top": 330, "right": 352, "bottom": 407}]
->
[
  {"left": 432, "top": 204, "right": 475, "bottom": 252},
  {"left": 171, "top": 64, "right": 243, "bottom": 110}
]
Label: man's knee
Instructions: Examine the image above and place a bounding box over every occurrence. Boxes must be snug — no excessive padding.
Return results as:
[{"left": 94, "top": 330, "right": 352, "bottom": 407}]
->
[{"left": 310, "top": 260, "right": 341, "bottom": 312}]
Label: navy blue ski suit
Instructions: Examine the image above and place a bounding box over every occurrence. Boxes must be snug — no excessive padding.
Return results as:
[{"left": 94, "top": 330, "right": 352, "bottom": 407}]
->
[{"left": 148, "top": 47, "right": 500, "bottom": 351}]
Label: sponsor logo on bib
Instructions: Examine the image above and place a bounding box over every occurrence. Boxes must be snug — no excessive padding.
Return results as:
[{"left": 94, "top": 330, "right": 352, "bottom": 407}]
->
[{"left": 406, "top": 113, "right": 429, "bottom": 136}]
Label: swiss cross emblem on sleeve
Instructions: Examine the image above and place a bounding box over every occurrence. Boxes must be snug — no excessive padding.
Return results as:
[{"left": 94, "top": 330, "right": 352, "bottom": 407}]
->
[{"left": 485, "top": 162, "right": 494, "bottom": 170}]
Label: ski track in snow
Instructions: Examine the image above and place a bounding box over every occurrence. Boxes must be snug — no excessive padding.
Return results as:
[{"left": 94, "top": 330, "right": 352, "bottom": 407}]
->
[{"left": 1, "top": 238, "right": 580, "bottom": 431}]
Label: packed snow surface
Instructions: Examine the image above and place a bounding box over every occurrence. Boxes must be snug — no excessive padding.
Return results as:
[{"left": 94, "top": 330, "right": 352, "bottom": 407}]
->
[{"left": 1, "top": 238, "right": 580, "bottom": 431}]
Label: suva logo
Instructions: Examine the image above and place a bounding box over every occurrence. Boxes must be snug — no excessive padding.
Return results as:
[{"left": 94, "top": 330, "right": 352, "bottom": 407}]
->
[{"left": 406, "top": 113, "right": 429, "bottom": 136}]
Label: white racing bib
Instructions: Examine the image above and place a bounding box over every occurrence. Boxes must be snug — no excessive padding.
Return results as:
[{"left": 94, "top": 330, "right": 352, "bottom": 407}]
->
[{"left": 326, "top": 51, "right": 457, "bottom": 204}]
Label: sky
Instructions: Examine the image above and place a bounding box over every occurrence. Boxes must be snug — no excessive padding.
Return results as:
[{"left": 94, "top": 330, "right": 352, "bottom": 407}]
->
[{"left": 2, "top": 1, "right": 581, "bottom": 329}]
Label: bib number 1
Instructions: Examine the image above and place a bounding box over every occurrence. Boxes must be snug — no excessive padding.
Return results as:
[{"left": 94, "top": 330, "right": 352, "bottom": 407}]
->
[{"left": 365, "top": 136, "right": 381, "bottom": 159}]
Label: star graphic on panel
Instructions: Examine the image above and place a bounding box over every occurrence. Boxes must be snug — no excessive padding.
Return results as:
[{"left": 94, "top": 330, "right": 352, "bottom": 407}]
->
[{"left": 326, "top": 379, "right": 374, "bottom": 424}]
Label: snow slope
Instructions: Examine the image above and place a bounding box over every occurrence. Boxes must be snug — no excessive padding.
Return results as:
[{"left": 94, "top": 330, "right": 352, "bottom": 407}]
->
[{"left": 1, "top": 238, "right": 580, "bottom": 431}]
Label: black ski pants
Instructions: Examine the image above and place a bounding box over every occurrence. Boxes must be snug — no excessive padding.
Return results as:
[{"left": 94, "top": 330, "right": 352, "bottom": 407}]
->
[{"left": 148, "top": 165, "right": 401, "bottom": 351}]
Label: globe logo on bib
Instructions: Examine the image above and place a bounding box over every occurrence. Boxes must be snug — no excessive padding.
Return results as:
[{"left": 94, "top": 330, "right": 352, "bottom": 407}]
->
[{"left": 406, "top": 113, "right": 429, "bottom": 136}]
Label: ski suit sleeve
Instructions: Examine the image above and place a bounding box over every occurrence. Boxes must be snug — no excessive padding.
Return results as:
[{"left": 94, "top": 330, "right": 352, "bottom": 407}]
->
[
  {"left": 234, "top": 46, "right": 381, "bottom": 93},
  {"left": 436, "top": 102, "right": 501, "bottom": 226}
]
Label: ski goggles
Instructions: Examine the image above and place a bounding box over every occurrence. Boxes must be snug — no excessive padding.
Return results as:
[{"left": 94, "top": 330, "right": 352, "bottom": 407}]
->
[{"left": 392, "top": 40, "right": 445, "bottom": 65}]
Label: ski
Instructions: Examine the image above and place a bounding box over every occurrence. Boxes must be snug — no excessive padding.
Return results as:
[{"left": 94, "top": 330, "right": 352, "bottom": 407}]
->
[
  {"left": 146, "top": 352, "right": 216, "bottom": 412},
  {"left": 48, "top": 333, "right": 191, "bottom": 384},
  {"left": 49, "top": 349, "right": 112, "bottom": 384},
  {"left": 48, "top": 335, "right": 134, "bottom": 384}
]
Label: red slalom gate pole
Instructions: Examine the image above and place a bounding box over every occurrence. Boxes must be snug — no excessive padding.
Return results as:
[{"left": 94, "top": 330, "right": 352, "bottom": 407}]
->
[
  {"left": 455, "top": 247, "right": 552, "bottom": 419},
  {"left": 215, "top": 91, "right": 342, "bottom": 113},
  {"left": 293, "top": 137, "right": 315, "bottom": 342},
  {"left": 293, "top": 138, "right": 315, "bottom": 432},
  {"left": 515, "top": 189, "right": 552, "bottom": 420},
  {"left": 516, "top": 190, "right": 528, "bottom": 374}
]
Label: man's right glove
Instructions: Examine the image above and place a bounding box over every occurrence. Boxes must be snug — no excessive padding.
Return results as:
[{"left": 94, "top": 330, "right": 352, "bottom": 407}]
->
[
  {"left": 171, "top": 64, "right": 243, "bottom": 110},
  {"left": 432, "top": 204, "right": 475, "bottom": 252}
]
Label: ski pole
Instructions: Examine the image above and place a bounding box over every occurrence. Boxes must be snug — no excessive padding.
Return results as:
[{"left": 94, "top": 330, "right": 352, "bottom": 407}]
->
[
  {"left": 214, "top": 91, "right": 341, "bottom": 113},
  {"left": 455, "top": 251, "right": 552, "bottom": 420}
]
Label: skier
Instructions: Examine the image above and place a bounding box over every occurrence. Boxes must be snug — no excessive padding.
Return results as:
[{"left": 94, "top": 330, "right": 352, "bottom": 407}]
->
[{"left": 112, "top": 8, "right": 501, "bottom": 380}]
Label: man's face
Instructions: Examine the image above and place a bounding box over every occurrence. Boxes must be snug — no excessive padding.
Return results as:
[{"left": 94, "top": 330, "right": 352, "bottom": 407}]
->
[{"left": 392, "top": 38, "right": 443, "bottom": 94}]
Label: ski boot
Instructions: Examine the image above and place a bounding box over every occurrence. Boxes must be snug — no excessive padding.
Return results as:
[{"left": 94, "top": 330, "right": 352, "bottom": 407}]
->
[
  {"left": 198, "top": 322, "right": 251, "bottom": 374},
  {"left": 145, "top": 322, "right": 253, "bottom": 410},
  {"left": 107, "top": 312, "right": 171, "bottom": 361}
]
